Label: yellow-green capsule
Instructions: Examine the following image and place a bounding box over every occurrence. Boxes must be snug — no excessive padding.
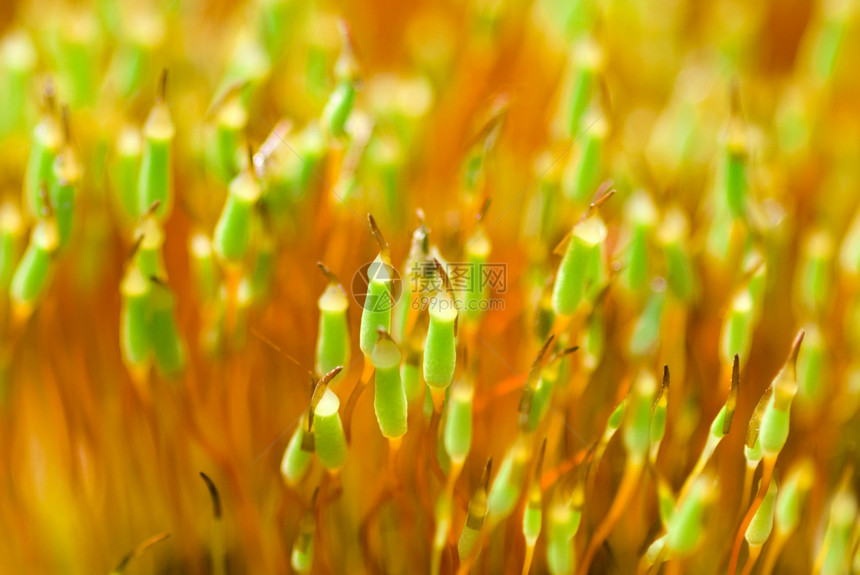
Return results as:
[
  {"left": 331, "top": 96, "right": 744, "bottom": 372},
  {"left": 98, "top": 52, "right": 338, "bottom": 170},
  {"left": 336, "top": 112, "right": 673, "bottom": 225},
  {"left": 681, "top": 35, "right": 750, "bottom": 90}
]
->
[
  {"left": 622, "top": 191, "right": 658, "bottom": 295},
  {"left": 314, "top": 388, "right": 348, "bottom": 471},
  {"left": 112, "top": 126, "right": 142, "bottom": 221},
  {"left": 819, "top": 487, "right": 857, "bottom": 575},
  {"left": 207, "top": 91, "right": 248, "bottom": 183},
  {"left": 9, "top": 219, "right": 58, "bottom": 314},
  {"left": 463, "top": 224, "right": 491, "bottom": 324},
  {"left": 50, "top": 114, "right": 82, "bottom": 250},
  {"left": 443, "top": 378, "right": 473, "bottom": 465},
  {"left": 745, "top": 478, "right": 778, "bottom": 547},
  {"left": 623, "top": 370, "right": 657, "bottom": 465},
  {"left": 546, "top": 492, "right": 583, "bottom": 575},
  {"left": 722, "top": 122, "right": 748, "bottom": 219},
  {"left": 280, "top": 416, "right": 313, "bottom": 486},
  {"left": 23, "top": 87, "right": 62, "bottom": 219},
  {"left": 290, "top": 490, "right": 318, "bottom": 574},
  {"left": 658, "top": 208, "right": 697, "bottom": 302},
  {"left": 566, "top": 37, "right": 603, "bottom": 138},
  {"left": 551, "top": 215, "right": 607, "bottom": 316},
  {"left": 775, "top": 460, "right": 814, "bottom": 536},
  {"left": 0, "top": 202, "right": 24, "bottom": 291},
  {"left": 720, "top": 288, "right": 754, "bottom": 367},
  {"left": 315, "top": 264, "right": 351, "bottom": 382},
  {"left": 629, "top": 283, "right": 666, "bottom": 358},
  {"left": 322, "top": 28, "right": 358, "bottom": 139},
  {"left": 666, "top": 475, "right": 712, "bottom": 556},
  {"left": 189, "top": 233, "right": 218, "bottom": 302},
  {"left": 120, "top": 264, "right": 151, "bottom": 370},
  {"left": 149, "top": 281, "right": 185, "bottom": 378},
  {"left": 359, "top": 255, "right": 394, "bottom": 356},
  {"left": 796, "top": 323, "right": 825, "bottom": 407},
  {"left": 0, "top": 31, "right": 37, "bottom": 135},
  {"left": 795, "top": 229, "right": 833, "bottom": 316},
  {"left": 57, "top": 12, "right": 99, "bottom": 108},
  {"left": 134, "top": 211, "right": 166, "bottom": 279},
  {"left": 458, "top": 458, "right": 492, "bottom": 560},
  {"left": 423, "top": 290, "right": 458, "bottom": 393},
  {"left": 487, "top": 434, "right": 529, "bottom": 523},
  {"left": 564, "top": 112, "right": 607, "bottom": 203},
  {"left": 759, "top": 332, "right": 803, "bottom": 458},
  {"left": 213, "top": 168, "right": 261, "bottom": 263},
  {"left": 371, "top": 333, "right": 407, "bottom": 440},
  {"left": 137, "top": 74, "right": 175, "bottom": 221}
]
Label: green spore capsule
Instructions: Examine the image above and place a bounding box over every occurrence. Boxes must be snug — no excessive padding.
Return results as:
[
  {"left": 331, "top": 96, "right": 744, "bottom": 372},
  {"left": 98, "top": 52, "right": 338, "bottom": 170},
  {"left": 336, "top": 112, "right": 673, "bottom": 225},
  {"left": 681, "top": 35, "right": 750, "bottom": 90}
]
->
[
  {"left": 315, "top": 264, "right": 351, "bottom": 382},
  {"left": 0, "top": 202, "right": 24, "bottom": 291},
  {"left": 622, "top": 191, "right": 658, "bottom": 295},
  {"left": 120, "top": 264, "right": 151, "bottom": 369},
  {"left": 360, "top": 215, "right": 394, "bottom": 356},
  {"left": 423, "top": 292, "right": 458, "bottom": 391},
  {"left": 566, "top": 37, "right": 603, "bottom": 137},
  {"left": 112, "top": 9, "right": 165, "bottom": 99},
  {"left": 720, "top": 288, "right": 753, "bottom": 367},
  {"left": 745, "top": 478, "right": 778, "bottom": 546},
  {"left": 280, "top": 417, "right": 313, "bottom": 486},
  {"left": 551, "top": 215, "right": 607, "bottom": 317},
  {"left": 370, "top": 332, "right": 407, "bottom": 440},
  {"left": 658, "top": 208, "right": 697, "bottom": 302},
  {"left": 656, "top": 474, "right": 676, "bottom": 526},
  {"left": 10, "top": 219, "right": 58, "bottom": 314},
  {"left": 666, "top": 475, "right": 711, "bottom": 556},
  {"left": 775, "top": 460, "right": 814, "bottom": 535},
  {"left": 444, "top": 379, "right": 473, "bottom": 465},
  {"left": 23, "top": 86, "right": 62, "bottom": 219},
  {"left": 112, "top": 126, "right": 142, "bottom": 221},
  {"left": 796, "top": 229, "right": 833, "bottom": 316},
  {"left": 137, "top": 73, "right": 175, "bottom": 221},
  {"left": 149, "top": 280, "right": 185, "bottom": 378},
  {"left": 314, "top": 388, "right": 348, "bottom": 471},
  {"left": 213, "top": 168, "right": 261, "bottom": 262},
  {"left": 564, "top": 112, "right": 608, "bottom": 203},
  {"left": 189, "top": 233, "right": 218, "bottom": 302}
]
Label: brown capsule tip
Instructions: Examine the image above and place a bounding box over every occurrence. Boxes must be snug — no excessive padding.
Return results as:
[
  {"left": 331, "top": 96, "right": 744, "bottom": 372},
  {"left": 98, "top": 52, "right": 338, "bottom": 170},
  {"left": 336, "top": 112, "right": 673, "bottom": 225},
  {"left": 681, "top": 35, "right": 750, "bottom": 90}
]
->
[
  {"left": 662, "top": 365, "right": 670, "bottom": 390},
  {"left": 480, "top": 457, "right": 494, "bottom": 490},
  {"left": 788, "top": 330, "right": 805, "bottom": 366},
  {"left": 61, "top": 106, "right": 71, "bottom": 142},
  {"left": 367, "top": 213, "right": 391, "bottom": 264},
  {"left": 158, "top": 69, "right": 168, "bottom": 102},
  {"left": 535, "top": 439, "right": 548, "bottom": 478},
  {"left": 145, "top": 199, "right": 162, "bottom": 217},
  {"left": 199, "top": 472, "right": 222, "bottom": 520},
  {"left": 128, "top": 234, "right": 145, "bottom": 259},
  {"left": 476, "top": 197, "right": 492, "bottom": 222},
  {"left": 310, "top": 486, "right": 320, "bottom": 509}
]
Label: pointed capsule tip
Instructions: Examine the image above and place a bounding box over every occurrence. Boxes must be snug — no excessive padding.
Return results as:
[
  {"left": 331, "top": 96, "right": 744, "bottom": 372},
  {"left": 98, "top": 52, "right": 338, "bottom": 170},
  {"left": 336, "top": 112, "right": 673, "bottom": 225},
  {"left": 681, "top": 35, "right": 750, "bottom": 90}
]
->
[{"left": 788, "top": 330, "right": 804, "bottom": 364}]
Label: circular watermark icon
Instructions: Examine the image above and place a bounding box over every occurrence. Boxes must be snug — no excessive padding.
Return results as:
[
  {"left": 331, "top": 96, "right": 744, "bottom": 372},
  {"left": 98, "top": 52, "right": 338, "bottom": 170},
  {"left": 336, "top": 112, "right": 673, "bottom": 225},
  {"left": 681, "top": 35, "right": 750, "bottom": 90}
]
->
[{"left": 351, "top": 261, "right": 403, "bottom": 312}]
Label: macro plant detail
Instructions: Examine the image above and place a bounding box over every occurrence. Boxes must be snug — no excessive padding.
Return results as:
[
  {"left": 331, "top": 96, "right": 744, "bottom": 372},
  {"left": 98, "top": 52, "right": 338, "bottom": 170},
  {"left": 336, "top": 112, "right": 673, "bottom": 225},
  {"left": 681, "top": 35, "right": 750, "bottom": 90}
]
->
[{"left": 1, "top": 0, "right": 860, "bottom": 574}]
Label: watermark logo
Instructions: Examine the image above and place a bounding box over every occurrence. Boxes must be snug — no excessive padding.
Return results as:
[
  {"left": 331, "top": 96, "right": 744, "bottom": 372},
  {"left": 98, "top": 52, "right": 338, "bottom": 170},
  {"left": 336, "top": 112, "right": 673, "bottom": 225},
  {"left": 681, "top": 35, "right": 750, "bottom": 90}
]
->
[
  {"left": 351, "top": 261, "right": 403, "bottom": 312},
  {"left": 351, "top": 261, "right": 507, "bottom": 312}
]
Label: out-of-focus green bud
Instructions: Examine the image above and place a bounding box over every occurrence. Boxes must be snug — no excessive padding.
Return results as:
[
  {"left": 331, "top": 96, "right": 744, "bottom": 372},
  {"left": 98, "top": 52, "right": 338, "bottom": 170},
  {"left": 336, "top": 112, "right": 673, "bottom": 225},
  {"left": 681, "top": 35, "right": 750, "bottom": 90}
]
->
[
  {"left": 444, "top": 379, "right": 473, "bottom": 465},
  {"left": 795, "top": 229, "right": 833, "bottom": 316},
  {"left": 9, "top": 220, "right": 58, "bottom": 315},
  {"left": 629, "top": 281, "right": 666, "bottom": 358},
  {"left": 487, "top": 435, "right": 529, "bottom": 523},
  {"left": 775, "top": 459, "right": 814, "bottom": 535},
  {"left": 720, "top": 288, "right": 754, "bottom": 367},
  {"left": 149, "top": 281, "right": 185, "bottom": 378},
  {"left": 563, "top": 112, "right": 607, "bottom": 203},
  {"left": 566, "top": 37, "right": 603, "bottom": 138},
  {"left": 0, "top": 31, "right": 37, "bottom": 135},
  {"left": 0, "top": 202, "right": 24, "bottom": 291},
  {"left": 819, "top": 487, "right": 857, "bottom": 575},
  {"left": 57, "top": 12, "right": 100, "bottom": 108},
  {"left": 796, "top": 323, "right": 825, "bottom": 407},
  {"left": 666, "top": 475, "right": 712, "bottom": 556},
  {"left": 137, "top": 75, "right": 175, "bottom": 221},
  {"left": 658, "top": 208, "right": 697, "bottom": 303},
  {"left": 623, "top": 370, "right": 657, "bottom": 465},
  {"left": 622, "top": 191, "right": 658, "bottom": 295},
  {"left": 808, "top": 0, "right": 852, "bottom": 85},
  {"left": 112, "top": 126, "right": 142, "bottom": 221},
  {"left": 213, "top": 168, "right": 261, "bottom": 263},
  {"left": 189, "top": 233, "right": 218, "bottom": 302}
]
